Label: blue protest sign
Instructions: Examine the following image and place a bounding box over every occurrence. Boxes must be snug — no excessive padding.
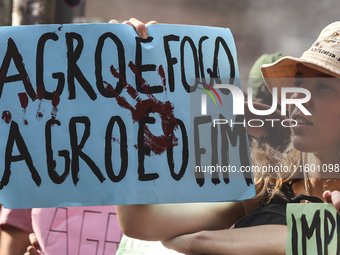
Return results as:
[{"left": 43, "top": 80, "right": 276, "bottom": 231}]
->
[{"left": 0, "top": 23, "right": 254, "bottom": 208}]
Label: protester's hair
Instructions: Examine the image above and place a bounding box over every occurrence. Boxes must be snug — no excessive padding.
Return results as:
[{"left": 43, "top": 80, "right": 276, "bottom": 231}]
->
[
  {"left": 251, "top": 139, "right": 302, "bottom": 202},
  {"left": 252, "top": 137, "right": 340, "bottom": 203}
]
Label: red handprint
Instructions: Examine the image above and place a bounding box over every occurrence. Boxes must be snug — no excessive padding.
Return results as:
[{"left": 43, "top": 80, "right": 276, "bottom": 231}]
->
[{"left": 105, "top": 61, "right": 179, "bottom": 156}]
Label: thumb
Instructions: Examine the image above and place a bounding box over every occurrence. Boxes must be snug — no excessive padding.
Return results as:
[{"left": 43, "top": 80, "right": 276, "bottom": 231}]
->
[{"left": 29, "top": 233, "right": 40, "bottom": 251}]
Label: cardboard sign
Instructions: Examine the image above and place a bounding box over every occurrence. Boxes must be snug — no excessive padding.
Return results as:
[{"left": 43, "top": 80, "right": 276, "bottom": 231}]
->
[
  {"left": 31, "top": 206, "right": 122, "bottom": 255},
  {"left": 287, "top": 203, "right": 340, "bottom": 255},
  {"left": 0, "top": 23, "right": 254, "bottom": 208}
]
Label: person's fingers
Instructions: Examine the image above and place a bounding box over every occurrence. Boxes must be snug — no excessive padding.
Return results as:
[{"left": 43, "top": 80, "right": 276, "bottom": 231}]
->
[
  {"left": 29, "top": 233, "right": 40, "bottom": 251},
  {"left": 109, "top": 19, "right": 119, "bottom": 24},
  {"left": 123, "top": 18, "right": 148, "bottom": 39},
  {"left": 331, "top": 190, "right": 340, "bottom": 213},
  {"left": 26, "top": 245, "right": 39, "bottom": 255},
  {"left": 323, "top": 190, "right": 332, "bottom": 203},
  {"left": 145, "top": 20, "right": 158, "bottom": 26}
]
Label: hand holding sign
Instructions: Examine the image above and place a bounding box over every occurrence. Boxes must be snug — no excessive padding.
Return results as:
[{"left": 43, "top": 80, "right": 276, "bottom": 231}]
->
[
  {"left": 109, "top": 18, "right": 158, "bottom": 40},
  {"left": 24, "top": 234, "right": 40, "bottom": 255},
  {"left": 323, "top": 190, "right": 340, "bottom": 214}
]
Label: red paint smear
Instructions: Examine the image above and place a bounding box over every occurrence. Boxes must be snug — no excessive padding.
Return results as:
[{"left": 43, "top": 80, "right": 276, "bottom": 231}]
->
[
  {"left": 128, "top": 62, "right": 147, "bottom": 87},
  {"left": 1, "top": 111, "right": 11, "bottom": 124},
  {"left": 109, "top": 65, "right": 124, "bottom": 80},
  {"left": 58, "top": 24, "right": 63, "bottom": 31},
  {"left": 133, "top": 99, "right": 178, "bottom": 155},
  {"left": 24, "top": 119, "right": 28, "bottom": 125},
  {"left": 109, "top": 66, "right": 137, "bottom": 99},
  {"left": 51, "top": 111, "right": 57, "bottom": 120},
  {"left": 18, "top": 92, "right": 29, "bottom": 109},
  {"left": 157, "top": 65, "right": 167, "bottom": 90},
  {"left": 108, "top": 63, "right": 178, "bottom": 155},
  {"left": 104, "top": 79, "right": 135, "bottom": 113},
  {"left": 36, "top": 99, "right": 43, "bottom": 120},
  {"left": 37, "top": 84, "right": 45, "bottom": 100},
  {"left": 51, "top": 91, "right": 60, "bottom": 119},
  {"left": 52, "top": 91, "right": 60, "bottom": 107},
  {"left": 103, "top": 81, "right": 116, "bottom": 96},
  {"left": 111, "top": 137, "right": 120, "bottom": 144},
  {"left": 36, "top": 112, "right": 43, "bottom": 119},
  {"left": 128, "top": 62, "right": 158, "bottom": 98},
  {"left": 128, "top": 61, "right": 154, "bottom": 95}
]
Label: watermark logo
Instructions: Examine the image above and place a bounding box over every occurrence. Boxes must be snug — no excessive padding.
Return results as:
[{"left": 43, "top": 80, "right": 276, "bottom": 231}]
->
[
  {"left": 198, "top": 82, "right": 222, "bottom": 115},
  {"left": 201, "top": 84, "right": 311, "bottom": 117},
  {"left": 199, "top": 82, "right": 311, "bottom": 128},
  {"left": 189, "top": 78, "right": 315, "bottom": 184}
]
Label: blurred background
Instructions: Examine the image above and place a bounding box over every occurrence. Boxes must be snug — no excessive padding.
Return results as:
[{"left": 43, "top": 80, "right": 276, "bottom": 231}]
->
[{"left": 1, "top": 0, "right": 339, "bottom": 81}]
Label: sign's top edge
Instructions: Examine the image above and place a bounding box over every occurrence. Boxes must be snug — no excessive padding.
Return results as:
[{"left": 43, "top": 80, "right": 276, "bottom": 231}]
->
[{"left": 2, "top": 23, "right": 230, "bottom": 31}]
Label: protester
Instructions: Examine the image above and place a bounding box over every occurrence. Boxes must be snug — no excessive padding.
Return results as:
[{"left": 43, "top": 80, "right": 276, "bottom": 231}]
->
[{"left": 116, "top": 19, "right": 340, "bottom": 254}]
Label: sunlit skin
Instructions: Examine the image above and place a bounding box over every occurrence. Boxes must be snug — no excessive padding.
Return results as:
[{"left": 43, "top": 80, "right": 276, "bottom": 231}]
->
[
  {"left": 288, "top": 64, "right": 340, "bottom": 201},
  {"left": 289, "top": 64, "right": 340, "bottom": 165}
]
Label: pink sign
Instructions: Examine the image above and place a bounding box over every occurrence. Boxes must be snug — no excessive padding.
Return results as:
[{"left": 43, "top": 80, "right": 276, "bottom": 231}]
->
[{"left": 32, "top": 206, "right": 122, "bottom": 255}]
